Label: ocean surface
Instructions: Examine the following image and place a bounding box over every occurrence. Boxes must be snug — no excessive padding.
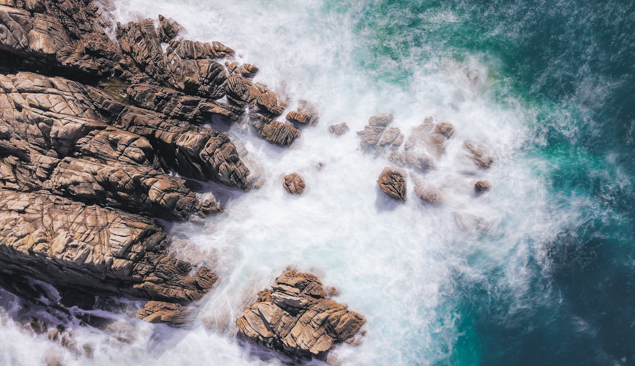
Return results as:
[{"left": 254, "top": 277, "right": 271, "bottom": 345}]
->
[{"left": 2, "top": 0, "right": 635, "bottom": 365}]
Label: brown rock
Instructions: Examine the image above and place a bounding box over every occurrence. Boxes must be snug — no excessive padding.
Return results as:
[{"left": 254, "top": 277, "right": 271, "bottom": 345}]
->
[
  {"left": 475, "top": 180, "right": 490, "bottom": 193},
  {"left": 286, "top": 100, "right": 318, "bottom": 126},
  {"left": 137, "top": 301, "right": 197, "bottom": 327},
  {"left": 226, "top": 75, "right": 285, "bottom": 115},
  {"left": 328, "top": 122, "right": 349, "bottom": 135},
  {"left": 435, "top": 122, "right": 454, "bottom": 139},
  {"left": 412, "top": 176, "right": 444, "bottom": 204},
  {"left": 464, "top": 140, "right": 494, "bottom": 168},
  {"left": 0, "top": 189, "right": 217, "bottom": 304},
  {"left": 283, "top": 173, "right": 305, "bottom": 195},
  {"left": 158, "top": 15, "right": 182, "bottom": 43},
  {"left": 357, "top": 114, "right": 393, "bottom": 148},
  {"left": 251, "top": 114, "right": 301, "bottom": 147},
  {"left": 236, "top": 269, "right": 365, "bottom": 358},
  {"left": 377, "top": 167, "right": 407, "bottom": 202}
]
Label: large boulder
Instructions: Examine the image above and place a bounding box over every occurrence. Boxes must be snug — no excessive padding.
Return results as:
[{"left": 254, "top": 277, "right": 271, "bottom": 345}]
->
[
  {"left": 377, "top": 167, "right": 407, "bottom": 202},
  {"left": 283, "top": 173, "right": 305, "bottom": 195},
  {"left": 236, "top": 269, "right": 365, "bottom": 358}
]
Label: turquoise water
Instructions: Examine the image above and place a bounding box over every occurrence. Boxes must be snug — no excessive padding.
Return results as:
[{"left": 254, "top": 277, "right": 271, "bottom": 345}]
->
[{"left": 1, "top": 0, "right": 633, "bottom": 365}]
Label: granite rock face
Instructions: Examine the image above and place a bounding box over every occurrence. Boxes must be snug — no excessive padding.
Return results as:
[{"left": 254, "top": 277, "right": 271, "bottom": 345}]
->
[
  {"left": 377, "top": 167, "right": 407, "bottom": 202},
  {"left": 0, "top": 189, "right": 216, "bottom": 302},
  {"left": 283, "top": 173, "right": 305, "bottom": 195},
  {"left": 237, "top": 269, "right": 365, "bottom": 358}
]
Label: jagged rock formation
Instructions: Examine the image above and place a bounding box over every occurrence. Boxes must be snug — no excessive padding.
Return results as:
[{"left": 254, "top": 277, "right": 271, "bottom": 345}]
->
[
  {"left": 236, "top": 269, "right": 365, "bottom": 358},
  {"left": 251, "top": 114, "right": 301, "bottom": 147},
  {"left": 328, "top": 122, "right": 349, "bottom": 135},
  {"left": 283, "top": 173, "right": 305, "bottom": 195},
  {"left": 357, "top": 114, "right": 394, "bottom": 150},
  {"left": 377, "top": 167, "right": 407, "bottom": 202},
  {"left": 286, "top": 100, "right": 318, "bottom": 126},
  {"left": 0, "top": 189, "right": 216, "bottom": 301}
]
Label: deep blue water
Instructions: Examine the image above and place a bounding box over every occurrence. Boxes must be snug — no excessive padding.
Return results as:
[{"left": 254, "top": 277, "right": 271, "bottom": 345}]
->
[{"left": 341, "top": 0, "right": 635, "bottom": 364}]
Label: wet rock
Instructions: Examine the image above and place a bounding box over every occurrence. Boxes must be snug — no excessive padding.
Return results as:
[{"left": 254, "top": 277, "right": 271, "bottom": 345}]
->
[
  {"left": 377, "top": 127, "right": 404, "bottom": 147},
  {"left": 404, "top": 152, "right": 435, "bottom": 172},
  {"left": 226, "top": 61, "right": 259, "bottom": 78},
  {"left": 127, "top": 84, "right": 243, "bottom": 122},
  {"left": 137, "top": 301, "right": 197, "bottom": 327},
  {"left": 435, "top": 122, "right": 454, "bottom": 139},
  {"left": 328, "top": 122, "right": 349, "bottom": 135},
  {"left": 44, "top": 348, "right": 63, "bottom": 366},
  {"left": 357, "top": 114, "right": 393, "bottom": 148},
  {"left": 404, "top": 120, "right": 446, "bottom": 159},
  {"left": 464, "top": 140, "right": 494, "bottom": 168},
  {"left": 225, "top": 75, "right": 285, "bottom": 115},
  {"left": 283, "top": 173, "right": 305, "bottom": 195},
  {"left": 251, "top": 114, "right": 301, "bottom": 147},
  {"left": 236, "top": 269, "right": 365, "bottom": 358},
  {"left": 158, "top": 14, "right": 182, "bottom": 43},
  {"left": 377, "top": 167, "right": 407, "bottom": 202},
  {"left": 0, "top": 189, "right": 217, "bottom": 303},
  {"left": 475, "top": 180, "right": 490, "bottom": 193},
  {"left": 412, "top": 175, "right": 444, "bottom": 204},
  {"left": 286, "top": 100, "right": 318, "bottom": 126}
]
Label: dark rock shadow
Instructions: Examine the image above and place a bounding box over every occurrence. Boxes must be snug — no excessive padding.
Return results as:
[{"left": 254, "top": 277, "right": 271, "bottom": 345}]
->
[
  {"left": 374, "top": 185, "right": 402, "bottom": 212},
  {"left": 235, "top": 335, "right": 329, "bottom": 366}
]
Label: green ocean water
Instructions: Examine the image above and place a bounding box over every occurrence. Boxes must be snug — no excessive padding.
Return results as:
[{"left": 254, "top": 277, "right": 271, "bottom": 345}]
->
[{"left": 338, "top": 0, "right": 635, "bottom": 364}]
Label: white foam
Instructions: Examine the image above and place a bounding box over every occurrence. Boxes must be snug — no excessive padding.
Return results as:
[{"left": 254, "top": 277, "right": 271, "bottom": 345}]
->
[{"left": 0, "top": 0, "right": 590, "bottom": 364}]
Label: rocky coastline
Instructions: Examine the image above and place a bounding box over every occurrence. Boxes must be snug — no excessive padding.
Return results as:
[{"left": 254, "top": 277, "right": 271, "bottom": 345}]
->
[{"left": 0, "top": 0, "right": 367, "bottom": 363}]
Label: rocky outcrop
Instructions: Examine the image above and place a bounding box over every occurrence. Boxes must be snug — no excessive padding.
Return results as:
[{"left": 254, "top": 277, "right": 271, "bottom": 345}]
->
[
  {"left": 225, "top": 61, "right": 259, "bottom": 78},
  {"left": 286, "top": 100, "right": 318, "bottom": 126},
  {"left": 328, "top": 122, "right": 349, "bottom": 135},
  {"left": 251, "top": 114, "right": 301, "bottom": 147},
  {"left": 283, "top": 173, "right": 305, "bottom": 195},
  {"left": 377, "top": 167, "right": 406, "bottom": 202},
  {"left": 0, "top": 189, "right": 217, "bottom": 302},
  {"left": 236, "top": 269, "right": 365, "bottom": 358},
  {"left": 225, "top": 75, "right": 286, "bottom": 115},
  {"left": 357, "top": 114, "right": 393, "bottom": 150},
  {"left": 412, "top": 175, "right": 444, "bottom": 204},
  {"left": 137, "top": 301, "right": 197, "bottom": 327}
]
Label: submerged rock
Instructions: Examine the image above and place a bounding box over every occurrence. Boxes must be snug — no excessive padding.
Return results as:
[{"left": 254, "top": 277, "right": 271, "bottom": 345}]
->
[
  {"left": 236, "top": 269, "right": 365, "bottom": 358},
  {"left": 137, "top": 301, "right": 197, "bottom": 327},
  {"left": 286, "top": 100, "right": 319, "bottom": 126},
  {"left": 464, "top": 140, "right": 494, "bottom": 169},
  {"left": 328, "top": 122, "right": 349, "bottom": 135},
  {"left": 377, "top": 167, "right": 407, "bottom": 202},
  {"left": 283, "top": 173, "right": 305, "bottom": 195},
  {"left": 475, "top": 180, "right": 490, "bottom": 193}
]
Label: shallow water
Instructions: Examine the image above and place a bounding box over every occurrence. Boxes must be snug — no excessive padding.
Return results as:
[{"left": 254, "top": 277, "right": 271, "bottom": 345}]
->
[{"left": 3, "top": 0, "right": 635, "bottom": 365}]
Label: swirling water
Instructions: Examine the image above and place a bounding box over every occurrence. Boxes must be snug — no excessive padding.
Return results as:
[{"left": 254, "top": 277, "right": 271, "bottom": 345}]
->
[{"left": 2, "top": 0, "right": 635, "bottom": 365}]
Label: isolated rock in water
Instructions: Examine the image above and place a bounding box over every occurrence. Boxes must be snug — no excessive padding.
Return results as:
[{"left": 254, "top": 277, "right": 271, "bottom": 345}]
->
[
  {"left": 283, "top": 173, "right": 306, "bottom": 195},
  {"left": 328, "top": 122, "right": 349, "bottom": 135},
  {"left": 377, "top": 167, "right": 407, "bottom": 202},
  {"left": 464, "top": 141, "right": 494, "bottom": 168},
  {"left": 137, "top": 301, "right": 197, "bottom": 327},
  {"left": 236, "top": 269, "right": 366, "bottom": 358},
  {"left": 251, "top": 115, "right": 301, "bottom": 147},
  {"left": 158, "top": 15, "right": 183, "bottom": 43},
  {"left": 357, "top": 114, "right": 394, "bottom": 148},
  {"left": 453, "top": 211, "right": 489, "bottom": 233},
  {"left": 435, "top": 122, "right": 455, "bottom": 139},
  {"left": 286, "top": 100, "right": 319, "bottom": 126},
  {"left": 475, "top": 180, "right": 490, "bottom": 193}
]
